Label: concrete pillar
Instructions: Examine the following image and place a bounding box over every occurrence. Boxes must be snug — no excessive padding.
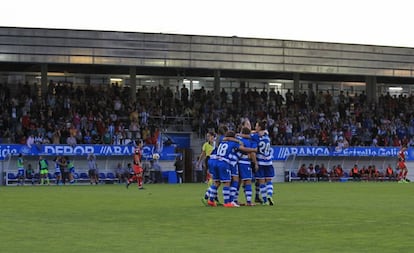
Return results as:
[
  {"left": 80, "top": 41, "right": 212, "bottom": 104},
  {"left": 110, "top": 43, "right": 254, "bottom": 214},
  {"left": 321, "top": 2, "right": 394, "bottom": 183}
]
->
[
  {"left": 129, "top": 67, "right": 137, "bottom": 102},
  {"left": 308, "top": 83, "right": 314, "bottom": 93},
  {"left": 41, "top": 64, "right": 48, "bottom": 98},
  {"left": 365, "top": 76, "right": 377, "bottom": 103},
  {"left": 163, "top": 78, "right": 169, "bottom": 87},
  {"left": 240, "top": 81, "right": 246, "bottom": 91},
  {"left": 214, "top": 70, "right": 220, "bottom": 96},
  {"left": 85, "top": 76, "right": 91, "bottom": 85},
  {"left": 293, "top": 73, "right": 300, "bottom": 96}
]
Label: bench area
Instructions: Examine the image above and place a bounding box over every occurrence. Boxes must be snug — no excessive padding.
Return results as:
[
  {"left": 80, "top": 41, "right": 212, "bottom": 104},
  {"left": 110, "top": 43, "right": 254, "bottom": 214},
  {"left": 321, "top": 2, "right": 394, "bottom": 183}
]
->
[
  {"left": 286, "top": 171, "right": 398, "bottom": 182},
  {"left": 284, "top": 154, "right": 399, "bottom": 183},
  {"left": 4, "top": 170, "right": 120, "bottom": 186}
]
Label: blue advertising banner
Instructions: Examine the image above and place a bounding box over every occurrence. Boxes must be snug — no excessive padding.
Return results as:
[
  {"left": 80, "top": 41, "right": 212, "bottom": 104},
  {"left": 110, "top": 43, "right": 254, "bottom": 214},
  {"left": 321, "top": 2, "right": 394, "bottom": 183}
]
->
[
  {"left": 161, "top": 132, "right": 191, "bottom": 148},
  {"left": 272, "top": 146, "right": 412, "bottom": 161},
  {"left": 0, "top": 145, "right": 411, "bottom": 161},
  {"left": 0, "top": 144, "right": 177, "bottom": 161}
]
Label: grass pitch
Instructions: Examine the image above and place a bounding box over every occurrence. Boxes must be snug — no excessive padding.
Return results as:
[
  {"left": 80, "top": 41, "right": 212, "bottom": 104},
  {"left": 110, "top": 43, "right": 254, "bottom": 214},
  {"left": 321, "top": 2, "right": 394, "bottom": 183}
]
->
[{"left": 0, "top": 182, "right": 413, "bottom": 253}]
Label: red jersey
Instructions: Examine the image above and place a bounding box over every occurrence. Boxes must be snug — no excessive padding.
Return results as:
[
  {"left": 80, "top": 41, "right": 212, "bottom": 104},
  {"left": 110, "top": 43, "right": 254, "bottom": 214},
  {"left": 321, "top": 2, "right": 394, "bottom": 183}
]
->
[
  {"left": 398, "top": 147, "right": 406, "bottom": 161},
  {"left": 133, "top": 148, "right": 143, "bottom": 173},
  {"left": 352, "top": 166, "right": 359, "bottom": 174},
  {"left": 398, "top": 151, "right": 405, "bottom": 161}
]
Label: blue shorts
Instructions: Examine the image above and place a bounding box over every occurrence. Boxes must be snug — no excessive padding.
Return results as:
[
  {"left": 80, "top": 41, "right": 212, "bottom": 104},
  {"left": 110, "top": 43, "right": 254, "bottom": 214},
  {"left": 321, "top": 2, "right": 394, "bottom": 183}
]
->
[
  {"left": 69, "top": 168, "right": 75, "bottom": 173},
  {"left": 18, "top": 169, "right": 25, "bottom": 177},
  {"left": 212, "top": 160, "right": 231, "bottom": 182},
  {"left": 238, "top": 162, "right": 253, "bottom": 181},
  {"left": 207, "top": 158, "right": 217, "bottom": 177},
  {"left": 254, "top": 164, "right": 275, "bottom": 180},
  {"left": 230, "top": 163, "right": 238, "bottom": 177}
]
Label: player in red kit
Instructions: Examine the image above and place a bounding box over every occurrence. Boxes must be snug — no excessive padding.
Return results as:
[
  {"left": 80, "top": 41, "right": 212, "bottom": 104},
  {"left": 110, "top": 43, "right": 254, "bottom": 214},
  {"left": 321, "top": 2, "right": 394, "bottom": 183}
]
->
[
  {"left": 397, "top": 145, "right": 409, "bottom": 184},
  {"left": 126, "top": 140, "right": 144, "bottom": 189}
]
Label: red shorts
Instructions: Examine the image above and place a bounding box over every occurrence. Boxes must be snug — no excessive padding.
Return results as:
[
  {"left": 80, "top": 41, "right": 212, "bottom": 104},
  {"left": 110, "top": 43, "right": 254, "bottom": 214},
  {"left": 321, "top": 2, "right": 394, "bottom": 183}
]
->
[
  {"left": 133, "top": 165, "right": 143, "bottom": 174},
  {"left": 398, "top": 161, "right": 406, "bottom": 169}
]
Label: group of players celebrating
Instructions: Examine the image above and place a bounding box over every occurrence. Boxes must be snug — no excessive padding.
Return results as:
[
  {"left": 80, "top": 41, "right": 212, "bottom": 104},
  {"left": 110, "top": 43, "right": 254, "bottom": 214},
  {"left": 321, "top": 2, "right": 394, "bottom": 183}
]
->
[
  {"left": 200, "top": 118, "right": 275, "bottom": 208},
  {"left": 124, "top": 118, "right": 409, "bottom": 202}
]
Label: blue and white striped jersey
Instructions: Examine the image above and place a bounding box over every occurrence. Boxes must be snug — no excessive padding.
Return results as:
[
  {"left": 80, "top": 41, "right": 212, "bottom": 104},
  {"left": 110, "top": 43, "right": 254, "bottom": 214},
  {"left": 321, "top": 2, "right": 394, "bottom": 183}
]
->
[{"left": 251, "top": 132, "right": 273, "bottom": 166}]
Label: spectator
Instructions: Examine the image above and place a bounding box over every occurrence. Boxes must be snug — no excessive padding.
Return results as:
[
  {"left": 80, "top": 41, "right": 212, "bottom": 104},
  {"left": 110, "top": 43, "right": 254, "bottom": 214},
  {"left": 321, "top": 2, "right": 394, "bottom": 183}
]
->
[
  {"left": 16, "top": 153, "right": 25, "bottom": 186},
  {"left": 34, "top": 132, "right": 44, "bottom": 148},
  {"left": 329, "top": 165, "right": 337, "bottom": 181},
  {"left": 87, "top": 153, "right": 99, "bottom": 185},
  {"left": 26, "top": 134, "right": 35, "bottom": 149},
  {"left": 52, "top": 128, "right": 61, "bottom": 144},
  {"left": 67, "top": 134, "right": 77, "bottom": 146},
  {"left": 83, "top": 130, "right": 92, "bottom": 144},
  {"left": 370, "top": 165, "right": 380, "bottom": 181},
  {"left": 297, "top": 164, "right": 308, "bottom": 181},
  {"left": 350, "top": 164, "right": 361, "bottom": 181},
  {"left": 335, "top": 164, "right": 344, "bottom": 179},
  {"left": 115, "top": 163, "right": 129, "bottom": 183},
  {"left": 53, "top": 156, "right": 63, "bottom": 185},
  {"left": 149, "top": 159, "right": 162, "bottom": 183},
  {"left": 66, "top": 157, "right": 76, "bottom": 184},
  {"left": 385, "top": 164, "right": 395, "bottom": 181},
  {"left": 60, "top": 156, "right": 70, "bottom": 185},
  {"left": 25, "top": 163, "right": 35, "bottom": 185},
  {"left": 38, "top": 156, "right": 50, "bottom": 185},
  {"left": 317, "top": 163, "right": 329, "bottom": 181},
  {"left": 129, "top": 120, "right": 140, "bottom": 141},
  {"left": 360, "top": 165, "right": 369, "bottom": 181},
  {"left": 180, "top": 84, "right": 189, "bottom": 106},
  {"left": 174, "top": 155, "right": 184, "bottom": 184},
  {"left": 126, "top": 163, "right": 133, "bottom": 175},
  {"left": 307, "top": 163, "right": 316, "bottom": 181}
]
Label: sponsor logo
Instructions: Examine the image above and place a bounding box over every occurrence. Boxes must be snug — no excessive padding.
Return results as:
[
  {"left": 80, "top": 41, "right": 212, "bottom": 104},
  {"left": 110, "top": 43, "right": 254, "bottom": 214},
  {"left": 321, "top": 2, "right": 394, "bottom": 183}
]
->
[
  {"left": 142, "top": 146, "right": 154, "bottom": 159},
  {"left": 19, "top": 146, "right": 31, "bottom": 154},
  {"left": 0, "top": 145, "right": 19, "bottom": 159},
  {"left": 44, "top": 145, "right": 95, "bottom": 155},
  {"left": 341, "top": 147, "right": 399, "bottom": 157},
  {"left": 98, "top": 146, "right": 133, "bottom": 155},
  {"left": 276, "top": 147, "right": 330, "bottom": 159},
  {"left": 44, "top": 145, "right": 134, "bottom": 156}
]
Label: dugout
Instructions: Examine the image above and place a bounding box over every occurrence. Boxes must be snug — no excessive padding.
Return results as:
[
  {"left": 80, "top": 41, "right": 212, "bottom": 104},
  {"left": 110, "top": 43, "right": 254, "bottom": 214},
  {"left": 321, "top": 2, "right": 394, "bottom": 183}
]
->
[
  {"left": 1, "top": 153, "right": 177, "bottom": 186},
  {"left": 284, "top": 154, "right": 398, "bottom": 182}
]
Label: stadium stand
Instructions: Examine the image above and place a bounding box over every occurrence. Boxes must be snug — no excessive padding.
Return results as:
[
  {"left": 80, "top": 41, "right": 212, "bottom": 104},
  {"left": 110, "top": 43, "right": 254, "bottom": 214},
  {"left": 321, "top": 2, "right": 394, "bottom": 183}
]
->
[{"left": 1, "top": 80, "right": 413, "bottom": 185}]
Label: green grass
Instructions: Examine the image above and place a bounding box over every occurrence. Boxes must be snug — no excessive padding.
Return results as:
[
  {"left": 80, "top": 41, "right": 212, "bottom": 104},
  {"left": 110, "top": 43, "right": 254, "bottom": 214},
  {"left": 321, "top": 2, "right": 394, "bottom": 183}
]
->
[{"left": 0, "top": 182, "right": 413, "bottom": 253}]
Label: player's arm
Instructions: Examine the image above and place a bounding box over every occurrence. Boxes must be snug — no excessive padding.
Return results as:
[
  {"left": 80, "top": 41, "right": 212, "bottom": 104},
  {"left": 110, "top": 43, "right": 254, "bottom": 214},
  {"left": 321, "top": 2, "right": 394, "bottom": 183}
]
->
[
  {"left": 249, "top": 152, "right": 259, "bottom": 172},
  {"left": 197, "top": 150, "right": 206, "bottom": 166},
  {"left": 223, "top": 136, "right": 244, "bottom": 146},
  {"left": 236, "top": 133, "right": 251, "bottom": 139},
  {"left": 239, "top": 145, "right": 257, "bottom": 153}
]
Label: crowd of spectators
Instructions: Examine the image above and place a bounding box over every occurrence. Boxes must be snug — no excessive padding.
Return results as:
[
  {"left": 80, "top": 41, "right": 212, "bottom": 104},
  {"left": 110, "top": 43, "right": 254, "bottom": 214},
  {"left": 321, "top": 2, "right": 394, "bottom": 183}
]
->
[{"left": 0, "top": 80, "right": 414, "bottom": 148}]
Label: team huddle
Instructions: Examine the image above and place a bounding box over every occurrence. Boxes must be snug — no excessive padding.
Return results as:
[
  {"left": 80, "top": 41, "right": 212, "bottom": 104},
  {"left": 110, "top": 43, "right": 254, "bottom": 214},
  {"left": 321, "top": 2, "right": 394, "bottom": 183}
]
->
[{"left": 199, "top": 119, "right": 275, "bottom": 208}]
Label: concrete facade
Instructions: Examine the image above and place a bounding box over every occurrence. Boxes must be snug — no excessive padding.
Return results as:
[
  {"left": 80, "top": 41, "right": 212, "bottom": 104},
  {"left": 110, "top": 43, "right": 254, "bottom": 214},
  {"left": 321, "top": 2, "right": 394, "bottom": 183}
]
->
[{"left": 0, "top": 26, "right": 413, "bottom": 83}]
